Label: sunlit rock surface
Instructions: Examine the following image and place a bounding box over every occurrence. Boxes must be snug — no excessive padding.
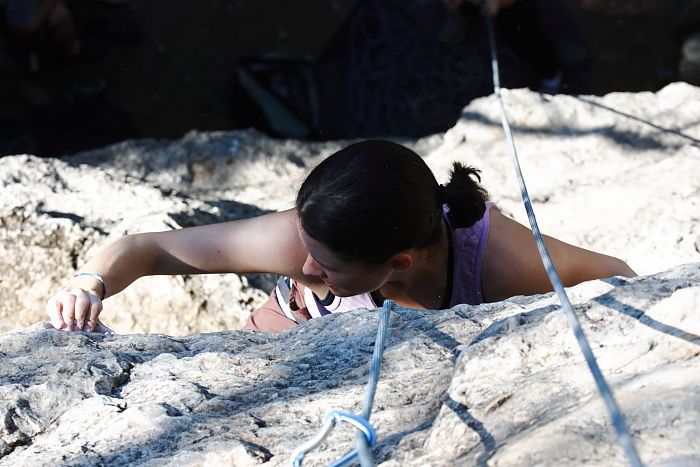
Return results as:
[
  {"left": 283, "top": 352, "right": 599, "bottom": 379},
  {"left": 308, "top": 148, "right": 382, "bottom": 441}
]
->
[
  {"left": 0, "top": 263, "right": 698, "bottom": 465},
  {"left": 1, "top": 84, "right": 699, "bottom": 464},
  {"left": 1, "top": 83, "right": 698, "bottom": 335}
]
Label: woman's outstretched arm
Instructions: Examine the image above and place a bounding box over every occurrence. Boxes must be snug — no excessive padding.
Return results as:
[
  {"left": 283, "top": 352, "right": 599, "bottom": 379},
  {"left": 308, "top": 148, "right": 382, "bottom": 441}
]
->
[
  {"left": 481, "top": 208, "right": 636, "bottom": 303},
  {"left": 46, "top": 209, "right": 307, "bottom": 332}
]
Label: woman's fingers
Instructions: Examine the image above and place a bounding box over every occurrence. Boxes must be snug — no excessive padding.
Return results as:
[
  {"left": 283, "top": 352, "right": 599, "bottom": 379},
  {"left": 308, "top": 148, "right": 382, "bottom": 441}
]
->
[
  {"left": 46, "top": 288, "right": 104, "bottom": 332},
  {"left": 57, "top": 290, "right": 77, "bottom": 330},
  {"left": 46, "top": 297, "right": 65, "bottom": 330},
  {"left": 71, "top": 288, "right": 93, "bottom": 330},
  {"left": 86, "top": 299, "right": 103, "bottom": 332}
]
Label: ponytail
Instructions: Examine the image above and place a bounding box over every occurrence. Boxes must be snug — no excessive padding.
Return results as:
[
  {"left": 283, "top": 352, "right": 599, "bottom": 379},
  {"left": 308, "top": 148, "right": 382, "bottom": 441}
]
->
[
  {"left": 441, "top": 162, "right": 489, "bottom": 228},
  {"left": 296, "top": 141, "right": 489, "bottom": 264}
]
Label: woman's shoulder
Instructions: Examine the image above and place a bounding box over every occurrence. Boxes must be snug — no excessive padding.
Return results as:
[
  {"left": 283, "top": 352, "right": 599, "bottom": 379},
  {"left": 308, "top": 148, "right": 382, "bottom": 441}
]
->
[
  {"left": 480, "top": 206, "right": 547, "bottom": 301},
  {"left": 481, "top": 206, "right": 636, "bottom": 302}
]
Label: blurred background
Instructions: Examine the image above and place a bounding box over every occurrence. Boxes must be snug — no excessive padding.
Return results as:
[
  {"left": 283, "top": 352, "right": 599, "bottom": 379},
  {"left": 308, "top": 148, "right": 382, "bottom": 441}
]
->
[{"left": 1, "top": 0, "right": 699, "bottom": 157}]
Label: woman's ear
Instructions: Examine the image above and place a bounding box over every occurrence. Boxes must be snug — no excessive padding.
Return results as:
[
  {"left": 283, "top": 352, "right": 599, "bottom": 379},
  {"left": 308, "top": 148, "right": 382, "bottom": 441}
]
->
[{"left": 389, "top": 252, "right": 413, "bottom": 271}]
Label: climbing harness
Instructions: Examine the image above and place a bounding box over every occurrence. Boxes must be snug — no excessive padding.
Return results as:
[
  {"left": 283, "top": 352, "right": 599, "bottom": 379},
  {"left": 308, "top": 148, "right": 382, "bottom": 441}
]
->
[
  {"left": 290, "top": 300, "right": 393, "bottom": 467},
  {"left": 291, "top": 16, "right": 645, "bottom": 467},
  {"left": 485, "top": 17, "right": 643, "bottom": 467}
]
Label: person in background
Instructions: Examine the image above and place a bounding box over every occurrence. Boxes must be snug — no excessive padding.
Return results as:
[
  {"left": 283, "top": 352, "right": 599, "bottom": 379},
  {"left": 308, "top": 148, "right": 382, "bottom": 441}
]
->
[{"left": 444, "top": 0, "right": 591, "bottom": 94}]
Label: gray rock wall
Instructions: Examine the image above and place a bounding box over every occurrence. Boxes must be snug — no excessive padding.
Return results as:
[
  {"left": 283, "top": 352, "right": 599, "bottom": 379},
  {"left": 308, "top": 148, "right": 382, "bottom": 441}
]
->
[
  {"left": 0, "top": 133, "right": 341, "bottom": 334},
  {"left": 0, "top": 84, "right": 699, "bottom": 464},
  {"left": 0, "top": 263, "right": 698, "bottom": 465},
  {"left": 2, "top": 84, "right": 698, "bottom": 335},
  {"left": 0, "top": 83, "right": 700, "bottom": 335}
]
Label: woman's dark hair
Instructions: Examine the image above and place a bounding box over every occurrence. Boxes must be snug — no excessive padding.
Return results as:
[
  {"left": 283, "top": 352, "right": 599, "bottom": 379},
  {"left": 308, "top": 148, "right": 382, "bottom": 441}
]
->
[{"left": 296, "top": 140, "right": 488, "bottom": 264}]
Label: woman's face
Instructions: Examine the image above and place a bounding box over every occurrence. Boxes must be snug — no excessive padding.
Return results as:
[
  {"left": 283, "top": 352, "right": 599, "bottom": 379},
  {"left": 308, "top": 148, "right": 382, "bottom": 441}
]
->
[{"left": 297, "top": 224, "right": 393, "bottom": 297}]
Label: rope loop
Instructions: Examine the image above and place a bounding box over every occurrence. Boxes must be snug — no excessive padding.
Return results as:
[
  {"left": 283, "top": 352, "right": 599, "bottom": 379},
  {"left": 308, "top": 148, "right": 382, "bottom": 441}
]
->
[
  {"left": 291, "top": 410, "right": 377, "bottom": 467},
  {"left": 291, "top": 300, "right": 394, "bottom": 467}
]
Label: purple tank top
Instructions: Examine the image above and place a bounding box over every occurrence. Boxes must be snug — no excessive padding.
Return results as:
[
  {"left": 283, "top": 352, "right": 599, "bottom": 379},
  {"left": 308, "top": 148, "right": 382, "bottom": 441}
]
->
[
  {"left": 445, "top": 201, "right": 494, "bottom": 306},
  {"left": 303, "top": 202, "right": 495, "bottom": 315}
]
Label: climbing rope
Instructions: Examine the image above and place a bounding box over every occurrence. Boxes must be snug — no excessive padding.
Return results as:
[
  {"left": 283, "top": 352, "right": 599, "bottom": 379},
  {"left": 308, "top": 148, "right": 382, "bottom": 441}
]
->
[
  {"left": 290, "top": 300, "right": 393, "bottom": 467},
  {"left": 290, "top": 17, "right": 646, "bottom": 467},
  {"left": 485, "top": 17, "right": 643, "bottom": 467},
  {"left": 291, "top": 410, "right": 377, "bottom": 467}
]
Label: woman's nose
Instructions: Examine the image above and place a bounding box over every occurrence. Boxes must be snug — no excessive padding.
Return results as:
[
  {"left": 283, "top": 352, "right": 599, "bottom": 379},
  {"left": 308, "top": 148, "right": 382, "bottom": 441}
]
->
[{"left": 302, "top": 255, "right": 325, "bottom": 277}]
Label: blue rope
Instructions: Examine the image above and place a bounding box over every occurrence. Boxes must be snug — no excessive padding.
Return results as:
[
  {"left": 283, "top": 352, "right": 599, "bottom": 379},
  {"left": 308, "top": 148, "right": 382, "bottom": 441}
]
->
[
  {"left": 361, "top": 300, "right": 393, "bottom": 419},
  {"left": 354, "top": 299, "right": 393, "bottom": 466},
  {"left": 290, "top": 300, "right": 394, "bottom": 467},
  {"left": 291, "top": 410, "right": 377, "bottom": 467},
  {"left": 485, "top": 17, "right": 643, "bottom": 467}
]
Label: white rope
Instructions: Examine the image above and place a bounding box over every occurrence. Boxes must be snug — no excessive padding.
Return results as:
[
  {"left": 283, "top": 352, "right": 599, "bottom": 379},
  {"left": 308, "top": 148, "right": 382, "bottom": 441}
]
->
[
  {"left": 290, "top": 410, "right": 377, "bottom": 467},
  {"left": 485, "top": 17, "right": 643, "bottom": 467},
  {"left": 290, "top": 300, "right": 393, "bottom": 467},
  {"left": 354, "top": 299, "right": 393, "bottom": 466},
  {"left": 290, "top": 20, "right": 647, "bottom": 464}
]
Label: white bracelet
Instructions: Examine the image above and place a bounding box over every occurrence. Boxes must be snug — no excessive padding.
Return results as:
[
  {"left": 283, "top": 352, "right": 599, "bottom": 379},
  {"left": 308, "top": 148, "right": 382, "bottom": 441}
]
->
[{"left": 73, "top": 272, "right": 107, "bottom": 300}]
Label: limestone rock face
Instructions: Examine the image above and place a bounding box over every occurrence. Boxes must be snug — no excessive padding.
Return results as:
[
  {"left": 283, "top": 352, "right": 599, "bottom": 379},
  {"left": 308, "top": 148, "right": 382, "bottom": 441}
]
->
[
  {"left": 0, "top": 151, "right": 270, "bottom": 335},
  {"left": 1, "top": 84, "right": 698, "bottom": 335},
  {"left": 0, "top": 133, "right": 340, "bottom": 335},
  {"left": 0, "top": 263, "right": 698, "bottom": 466},
  {"left": 0, "top": 83, "right": 699, "bottom": 464}
]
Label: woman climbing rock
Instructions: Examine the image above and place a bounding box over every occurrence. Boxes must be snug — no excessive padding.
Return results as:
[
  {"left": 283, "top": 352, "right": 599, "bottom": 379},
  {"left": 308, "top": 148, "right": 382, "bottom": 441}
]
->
[{"left": 46, "top": 140, "right": 635, "bottom": 333}]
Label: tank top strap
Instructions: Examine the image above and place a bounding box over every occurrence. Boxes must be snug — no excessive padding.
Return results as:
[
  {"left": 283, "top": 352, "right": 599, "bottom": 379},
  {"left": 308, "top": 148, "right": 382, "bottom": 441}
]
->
[{"left": 445, "top": 201, "right": 494, "bottom": 306}]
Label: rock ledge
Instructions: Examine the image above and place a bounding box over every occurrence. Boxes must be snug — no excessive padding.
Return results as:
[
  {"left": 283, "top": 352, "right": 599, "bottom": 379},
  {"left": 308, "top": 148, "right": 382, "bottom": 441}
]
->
[{"left": 1, "top": 263, "right": 698, "bottom": 466}]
